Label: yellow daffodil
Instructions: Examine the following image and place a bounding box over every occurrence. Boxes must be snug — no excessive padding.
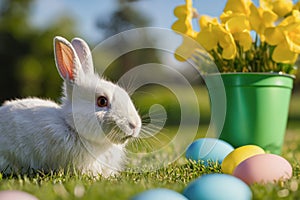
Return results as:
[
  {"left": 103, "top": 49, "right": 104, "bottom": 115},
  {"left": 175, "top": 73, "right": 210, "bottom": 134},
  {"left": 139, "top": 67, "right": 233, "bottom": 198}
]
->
[
  {"left": 171, "top": 0, "right": 197, "bottom": 38},
  {"left": 260, "top": 0, "right": 293, "bottom": 17},
  {"left": 174, "top": 36, "right": 200, "bottom": 61},
  {"left": 235, "top": 31, "right": 253, "bottom": 51},
  {"left": 197, "top": 16, "right": 221, "bottom": 52},
  {"left": 265, "top": 10, "right": 300, "bottom": 63},
  {"left": 272, "top": 42, "right": 298, "bottom": 64},
  {"left": 172, "top": 0, "right": 199, "bottom": 61},
  {"left": 282, "top": 11, "right": 300, "bottom": 53},
  {"left": 264, "top": 27, "right": 284, "bottom": 46},
  {"left": 196, "top": 24, "right": 218, "bottom": 51},
  {"left": 249, "top": 3, "right": 278, "bottom": 41},
  {"left": 172, "top": 0, "right": 300, "bottom": 73},
  {"left": 199, "top": 15, "right": 219, "bottom": 29},
  {"left": 222, "top": 12, "right": 252, "bottom": 51},
  {"left": 294, "top": 1, "right": 300, "bottom": 10},
  {"left": 217, "top": 30, "right": 237, "bottom": 59},
  {"left": 223, "top": 0, "right": 252, "bottom": 16},
  {"left": 220, "top": 11, "right": 243, "bottom": 23},
  {"left": 197, "top": 19, "right": 237, "bottom": 60}
]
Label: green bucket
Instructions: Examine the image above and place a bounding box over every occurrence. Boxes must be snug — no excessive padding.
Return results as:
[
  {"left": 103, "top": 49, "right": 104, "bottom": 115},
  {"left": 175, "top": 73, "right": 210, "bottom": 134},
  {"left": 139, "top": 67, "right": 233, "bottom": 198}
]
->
[{"left": 205, "top": 73, "right": 294, "bottom": 154}]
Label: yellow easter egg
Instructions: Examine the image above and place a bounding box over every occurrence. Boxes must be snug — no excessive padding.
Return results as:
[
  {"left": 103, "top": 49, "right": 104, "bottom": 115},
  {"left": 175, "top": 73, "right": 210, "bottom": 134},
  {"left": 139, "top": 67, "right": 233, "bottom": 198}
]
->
[{"left": 221, "top": 145, "right": 265, "bottom": 174}]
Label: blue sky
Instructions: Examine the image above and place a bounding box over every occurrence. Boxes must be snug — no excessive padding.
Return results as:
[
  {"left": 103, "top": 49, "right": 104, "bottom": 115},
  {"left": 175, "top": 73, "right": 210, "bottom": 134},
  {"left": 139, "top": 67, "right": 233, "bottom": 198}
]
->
[
  {"left": 30, "top": 0, "right": 229, "bottom": 43},
  {"left": 30, "top": 0, "right": 300, "bottom": 44}
]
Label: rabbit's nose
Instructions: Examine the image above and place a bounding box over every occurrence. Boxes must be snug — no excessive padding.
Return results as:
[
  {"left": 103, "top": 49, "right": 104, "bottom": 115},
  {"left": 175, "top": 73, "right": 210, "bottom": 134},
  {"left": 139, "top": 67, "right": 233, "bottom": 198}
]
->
[
  {"left": 129, "top": 122, "right": 141, "bottom": 137},
  {"left": 129, "top": 122, "right": 136, "bottom": 130}
]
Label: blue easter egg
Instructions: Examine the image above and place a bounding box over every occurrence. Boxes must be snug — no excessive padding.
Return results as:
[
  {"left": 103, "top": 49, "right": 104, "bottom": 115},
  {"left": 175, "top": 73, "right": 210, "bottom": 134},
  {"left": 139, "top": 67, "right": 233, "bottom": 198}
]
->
[
  {"left": 131, "top": 188, "right": 188, "bottom": 200},
  {"left": 183, "top": 174, "right": 252, "bottom": 200},
  {"left": 186, "top": 138, "right": 234, "bottom": 165}
]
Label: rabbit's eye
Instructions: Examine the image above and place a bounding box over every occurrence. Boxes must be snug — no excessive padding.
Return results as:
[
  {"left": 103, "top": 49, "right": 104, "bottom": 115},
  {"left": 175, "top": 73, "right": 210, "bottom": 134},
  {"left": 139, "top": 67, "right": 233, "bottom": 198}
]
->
[{"left": 97, "top": 96, "right": 108, "bottom": 107}]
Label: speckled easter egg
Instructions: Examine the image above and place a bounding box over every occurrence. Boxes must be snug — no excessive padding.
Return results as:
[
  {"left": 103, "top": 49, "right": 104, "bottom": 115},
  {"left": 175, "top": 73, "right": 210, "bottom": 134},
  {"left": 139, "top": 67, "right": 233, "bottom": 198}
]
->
[
  {"left": 221, "top": 145, "right": 265, "bottom": 174},
  {"left": 131, "top": 188, "right": 188, "bottom": 200},
  {"left": 233, "top": 154, "right": 293, "bottom": 185},
  {"left": 183, "top": 174, "right": 252, "bottom": 200},
  {"left": 186, "top": 138, "right": 234, "bottom": 165},
  {"left": 0, "top": 190, "right": 38, "bottom": 200}
]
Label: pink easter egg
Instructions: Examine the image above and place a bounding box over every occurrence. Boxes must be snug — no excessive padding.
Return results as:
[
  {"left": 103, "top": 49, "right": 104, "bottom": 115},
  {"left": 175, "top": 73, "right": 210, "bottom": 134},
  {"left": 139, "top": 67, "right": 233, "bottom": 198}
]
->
[
  {"left": 0, "top": 190, "right": 38, "bottom": 200},
  {"left": 233, "top": 154, "right": 292, "bottom": 185}
]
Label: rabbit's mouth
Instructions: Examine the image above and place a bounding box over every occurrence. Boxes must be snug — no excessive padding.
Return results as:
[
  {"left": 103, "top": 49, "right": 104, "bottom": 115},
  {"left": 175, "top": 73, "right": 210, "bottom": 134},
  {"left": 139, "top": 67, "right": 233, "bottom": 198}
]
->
[
  {"left": 121, "top": 135, "right": 135, "bottom": 143},
  {"left": 113, "top": 132, "right": 135, "bottom": 144},
  {"left": 102, "top": 124, "right": 133, "bottom": 144},
  {"left": 106, "top": 134, "right": 133, "bottom": 145}
]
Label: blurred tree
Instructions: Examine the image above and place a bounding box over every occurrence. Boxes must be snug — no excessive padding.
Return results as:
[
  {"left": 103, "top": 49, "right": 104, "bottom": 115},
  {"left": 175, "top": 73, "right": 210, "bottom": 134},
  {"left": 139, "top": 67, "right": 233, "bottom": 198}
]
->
[
  {"left": 96, "top": 0, "right": 161, "bottom": 81},
  {"left": 97, "top": 0, "right": 149, "bottom": 37},
  {"left": 0, "top": 0, "right": 77, "bottom": 103}
]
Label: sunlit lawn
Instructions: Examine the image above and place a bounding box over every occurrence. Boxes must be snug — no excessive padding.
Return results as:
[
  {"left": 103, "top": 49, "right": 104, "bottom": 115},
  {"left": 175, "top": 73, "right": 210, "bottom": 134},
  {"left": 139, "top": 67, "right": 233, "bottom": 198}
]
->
[
  {"left": 0, "top": 87, "right": 299, "bottom": 200},
  {"left": 0, "top": 127, "right": 299, "bottom": 200}
]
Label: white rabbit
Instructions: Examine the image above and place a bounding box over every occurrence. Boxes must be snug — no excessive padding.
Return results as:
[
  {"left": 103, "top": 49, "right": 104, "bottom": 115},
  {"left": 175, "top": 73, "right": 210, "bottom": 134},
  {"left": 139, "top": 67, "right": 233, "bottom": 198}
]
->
[{"left": 0, "top": 36, "right": 141, "bottom": 177}]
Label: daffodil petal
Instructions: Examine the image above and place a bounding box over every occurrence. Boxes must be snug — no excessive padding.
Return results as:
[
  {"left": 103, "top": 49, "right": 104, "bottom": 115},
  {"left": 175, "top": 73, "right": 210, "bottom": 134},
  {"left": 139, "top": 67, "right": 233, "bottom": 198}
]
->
[
  {"left": 249, "top": 3, "right": 262, "bottom": 33},
  {"left": 199, "top": 15, "right": 218, "bottom": 29},
  {"left": 175, "top": 47, "right": 189, "bottom": 61},
  {"left": 225, "top": 15, "right": 250, "bottom": 33},
  {"left": 262, "top": 9, "right": 278, "bottom": 26},
  {"left": 272, "top": 0, "right": 293, "bottom": 17},
  {"left": 217, "top": 26, "right": 235, "bottom": 48},
  {"left": 223, "top": 0, "right": 251, "bottom": 15},
  {"left": 172, "top": 20, "right": 190, "bottom": 34},
  {"left": 264, "top": 27, "right": 284, "bottom": 45},
  {"left": 216, "top": 30, "right": 237, "bottom": 59},
  {"left": 236, "top": 31, "right": 253, "bottom": 51},
  {"left": 272, "top": 42, "right": 298, "bottom": 64},
  {"left": 259, "top": 0, "right": 272, "bottom": 10},
  {"left": 174, "top": 5, "right": 188, "bottom": 18},
  {"left": 294, "top": 1, "right": 300, "bottom": 10},
  {"left": 220, "top": 11, "right": 233, "bottom": 23},
  {"left": 222, "top": 43, "right": 237, "bottom": 60},
  {"left": 172, "top": 0, "right": 197, "bottom": 38},
  {"left": 272, "top": 10, "right": 300, "bottom": 54},
  {"left": 260, "top": 0, "right": 293, "bottom": 17},
  {"left": 186, "top": 0, "right": 192, "bottom": 8},
  {"left": 174, "top": 36, "right": 198, "bottom": 61},
  {"left": 285, "top": 31, "right": 300, "bottom": 53},
  {"left": 196, "top": 29, "right": 218, "bottom": 50},
  {"left": 279, "top": 10, "right": 300, "bottom": 27}
]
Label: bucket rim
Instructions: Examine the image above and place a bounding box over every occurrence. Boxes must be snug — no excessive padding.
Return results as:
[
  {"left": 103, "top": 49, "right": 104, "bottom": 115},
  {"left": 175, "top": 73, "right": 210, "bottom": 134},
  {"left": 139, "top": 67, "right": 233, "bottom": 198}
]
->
[
  {"left": 203, "top": 72, "right": 296, "bottom": 79},
  {"left": 204, "top": 72, "right": 295, "bottom": 89}
]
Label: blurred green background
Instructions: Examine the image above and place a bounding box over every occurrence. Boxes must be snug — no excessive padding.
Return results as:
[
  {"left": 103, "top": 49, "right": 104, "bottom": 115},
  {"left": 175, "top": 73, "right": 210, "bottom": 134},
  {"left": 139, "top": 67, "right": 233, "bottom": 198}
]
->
[
  {"left": 0, "top": 0, "right": 300, "bottom": 128},
  {"left": 0, "top": 0, "right": 170, "bottom": 102}
]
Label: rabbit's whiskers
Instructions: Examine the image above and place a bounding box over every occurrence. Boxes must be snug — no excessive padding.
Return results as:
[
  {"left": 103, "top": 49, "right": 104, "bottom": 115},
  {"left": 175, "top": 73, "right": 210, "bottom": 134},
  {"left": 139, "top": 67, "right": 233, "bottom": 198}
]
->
[
  {"left": 127, "top": 113, "right": 170, "bottom": 153},
  {"left": 104, "top": 124, "right": 132, "bottom": 144}
]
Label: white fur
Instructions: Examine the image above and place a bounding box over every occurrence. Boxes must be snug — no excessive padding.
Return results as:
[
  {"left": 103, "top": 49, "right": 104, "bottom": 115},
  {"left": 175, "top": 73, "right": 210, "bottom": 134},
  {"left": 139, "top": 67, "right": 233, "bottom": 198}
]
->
[{"left": 0, "top": 36, "right": 141, "bottom": 177}]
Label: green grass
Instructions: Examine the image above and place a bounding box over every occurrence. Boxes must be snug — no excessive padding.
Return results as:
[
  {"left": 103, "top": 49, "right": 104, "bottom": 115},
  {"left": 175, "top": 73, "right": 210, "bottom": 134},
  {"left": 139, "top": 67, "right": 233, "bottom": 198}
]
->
[
  {"left": 0, "top": 160, "right": 221, "bottom": 200},
  {"left": 0, "top": 88, "right": 299, "bottom": 199},
  {"left": 0, "top": 128, "right": 299, "bottom": 200}
]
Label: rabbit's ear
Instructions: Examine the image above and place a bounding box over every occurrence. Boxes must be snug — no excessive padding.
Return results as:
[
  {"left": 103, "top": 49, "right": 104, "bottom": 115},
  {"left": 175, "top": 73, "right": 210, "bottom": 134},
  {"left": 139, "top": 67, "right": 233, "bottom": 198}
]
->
[
  {"left": 71, "top": 38, "right": 94, "bottom": 75},
  {"left": 54, "top": 36, "right": 81, "bottom": 83}
]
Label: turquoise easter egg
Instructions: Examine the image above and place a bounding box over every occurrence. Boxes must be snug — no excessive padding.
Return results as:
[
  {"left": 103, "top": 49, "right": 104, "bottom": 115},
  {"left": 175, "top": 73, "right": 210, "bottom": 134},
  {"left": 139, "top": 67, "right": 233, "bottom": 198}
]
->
[
  {"left": 186, "top": 138, "right": 234, "bottom": 165},
  {"left": 131, "top": 188, "right": 188, "bottom": 200},
  {"left": 183, "top": 174, "right": 252, "bottom": 200}
]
